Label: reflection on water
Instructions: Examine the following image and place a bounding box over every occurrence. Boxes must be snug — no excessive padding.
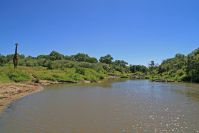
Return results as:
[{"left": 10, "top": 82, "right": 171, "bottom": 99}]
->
[
  {"left": 0, "top": 80, "right": 199, "bottom": 133},
  {"left": 170, "top": 82, "right": 199, "bottom": 102}
]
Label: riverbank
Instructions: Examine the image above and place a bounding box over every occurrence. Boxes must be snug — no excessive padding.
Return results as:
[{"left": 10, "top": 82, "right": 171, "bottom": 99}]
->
[
  {"left": 0, "top": 82, "right": 44, "bottom": 113},
  {"left": 0, "top": 75, "right": 122, "bottom": 114}
]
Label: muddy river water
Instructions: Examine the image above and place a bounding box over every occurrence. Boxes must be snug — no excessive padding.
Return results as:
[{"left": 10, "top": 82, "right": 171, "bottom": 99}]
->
[{"left": 0, "top": 80, "right": 199, "bottom": 132}]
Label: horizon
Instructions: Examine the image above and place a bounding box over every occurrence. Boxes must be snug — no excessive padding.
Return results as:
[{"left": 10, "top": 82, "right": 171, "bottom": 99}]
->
[{"left": 1, "top": 0, "right": 199, "bottom": 66}]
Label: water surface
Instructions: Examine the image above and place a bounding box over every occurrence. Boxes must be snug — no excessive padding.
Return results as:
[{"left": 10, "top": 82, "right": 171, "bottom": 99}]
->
[{"left": 0, "top": 80, "right": 199, "bottom": 132}]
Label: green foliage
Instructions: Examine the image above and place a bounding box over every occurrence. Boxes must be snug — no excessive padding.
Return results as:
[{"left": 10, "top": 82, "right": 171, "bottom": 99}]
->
[
  {"left": 7, "top": 70, "right": 30, "bottom": 82},
  {"left": 130, "top": 71, "right": 147, "bottom": 79},
  {"left": 71, "top": 53, "right": 98, "bottom": 63},
  {"left": 75, "top": 67, "right": 85, "bottom": 75},
  {"left": 0, "top": 54, "right": 6, "bottom": 66},
  {"left": 0, "top": 51, "right": 139, "bottom": 83},
  {"left": 1, "top": 48, "right": 198, "bottom": 83},
  {"left": 82, "top": 68, "right": 105, "bottom": 82},
  {"left": 113, "top": 60, "right": 128, "bottom": 67},
  {"left": 99, "top": 54, "right": 113, "bottom": 64},
  {"left": 186, "top": 48, "right": 199, "bottom": 82},
  {"left": 111, "top": 60, "right": 128, "bottom": 73},
  {"left": 0, "top": 65, "right": 106, "bottom": 83},
  {"left": 129, "top": 65, "right": 148, "bottom": 73},
  {"left": 49, "top": 51, "right": 64, "bottom": 60},
  {"left": 0, "top": 67, "right": 11, "bottom": 83},
  {"left": 149, "top": 60, "right": 155, "bottom": 68},
  {"left": 149, "top": 48, "right": 199, "bottom": 83},
  {"left": 0, "top": 66, "right": 30, "bottom": 82}
]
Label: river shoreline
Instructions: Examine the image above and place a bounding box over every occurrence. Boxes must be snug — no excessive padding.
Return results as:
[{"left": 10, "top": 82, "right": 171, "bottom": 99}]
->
[
  {"left": 0, "top": 82, "right": 44, "bottom": 113},
  {"left": 1, "top": 77, "right": 193, "bottom": 114},
  {"left": 0, "top": 80, "right": 82, "bottom": 113},
  {"left": 0, "top": 76, "right": 122, "bottom": 114}
]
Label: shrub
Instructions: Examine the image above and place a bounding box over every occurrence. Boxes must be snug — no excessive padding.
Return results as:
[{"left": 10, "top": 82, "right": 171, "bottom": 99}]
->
[
  {"left": 75, "top": 67, "right": 85, "bottom": 75},
  {"left": 8, "top": 70, "right": 30, "bottom": 82}
]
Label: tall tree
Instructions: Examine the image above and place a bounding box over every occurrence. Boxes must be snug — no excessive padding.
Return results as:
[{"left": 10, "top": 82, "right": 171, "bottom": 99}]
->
[{"left": 149, "top": 60, "right": 155, "bottom": 68}]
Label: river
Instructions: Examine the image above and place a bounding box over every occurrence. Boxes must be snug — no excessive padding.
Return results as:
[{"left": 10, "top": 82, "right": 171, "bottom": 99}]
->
[{"left": 0, "top": 80, "right": 199, "bottom": 132}]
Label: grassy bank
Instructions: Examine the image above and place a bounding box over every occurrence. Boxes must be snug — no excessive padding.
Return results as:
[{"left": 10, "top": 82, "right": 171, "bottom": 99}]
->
[
  {"left": 1, "top": 47, "right": 199, "bottom": 84},
  {"left": 0, "top": 64, "right": 133, "bottom": 113},
  {"left": 0, "top": 52, "right": 150, "bottom": 84},
  {"left": 0, "top": 65, "right": 139, "bottom": 84},
  {"left": 0, "top": 66, "right": 108, "bottom": 84}
]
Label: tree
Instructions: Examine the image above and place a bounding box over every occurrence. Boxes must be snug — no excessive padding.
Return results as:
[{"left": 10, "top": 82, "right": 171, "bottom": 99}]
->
[
  {"left": 149, "top": 60, "right": 155, "bottom": 68},
  {"left": 175, "top": 53, "right": 185, "bottom": 58},
  {"left": 49, "top": 51, "right": 64, "bottom": 60},
  {"left": 71, "top": 53, "right": 89, "bottom": 62},
  {"left": 99, "top": 54, "right": 113, "bottom": 64},
  {"left": 70, "top": 53, "right": 98, "bottom": 63},
  {"left": 0, "top": 54, "right": 6, "bottom": 66},
  {"left": 64, "top": 55, "right": 71, "bottom": 60},
  {"left": 113, "top": 60, "right": 128, "bottom": 67},
  {"left": 185, "top": 48, "right": 199, "bottom": 82},
  {"left": 86, "top": 57, "right": 98, "bottom": 63},
  {"left": 129, "top": 65, "right": 148, "bottom": 73},
  {"left": 37, "top": 55, "right": 49, "bottom": 60},
  {"left": 111, "top": 60, "right": 129, "bottom": 73},
  {"left": 6, "top": 54, "right": 14, "bottom": 62}
]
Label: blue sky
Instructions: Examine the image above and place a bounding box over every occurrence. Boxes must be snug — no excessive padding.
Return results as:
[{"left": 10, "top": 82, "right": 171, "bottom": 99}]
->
[{"left": 0, "top": 0, "right": 199, "bottom": 66}]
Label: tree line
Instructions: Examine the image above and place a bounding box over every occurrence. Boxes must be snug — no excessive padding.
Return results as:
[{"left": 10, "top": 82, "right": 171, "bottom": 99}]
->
[
  {"left": 0, "top": 48, "right": 199, "bottom": 83},
  {"left": 148, "top": 48, "right": 199, "bottom": 83},
  {"left": 0, "top": 51, "right": 148, "bottom": 75}
]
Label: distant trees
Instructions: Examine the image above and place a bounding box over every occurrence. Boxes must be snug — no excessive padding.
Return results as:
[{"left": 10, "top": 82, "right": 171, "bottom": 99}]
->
[
  {"left": 99, "top": 54, "right": 113, "bottom": 64},
  {"left": 37, "top": 55, "right": 49, "bottom": 60},
  {"left": 129, "top": 65, "right": 148, "bottom": 73},
  {"left": 71, "top": 53, "right": 98, "bottom": 63},
  {"left": 158, "top": 54, "right": 186, "bottom": 74},
  {"left": 86, "top": 57, "right": 98, "bottom": 63},
  {"left": 71, "top": 53, "right": 89, "bottom": 62},
  {"left": 49, "top": 51, "right": 64, "bottom": 60},
  {"left": 149, "top": 60, "right": 155, "bottom": 68},
  {"left": 111, "top": 60, "right": 129, "bottom": 73},
  {"left": 0, "top": 54, "right": 6, "bottom": 66},
  {"left": 5, "top": 54, "right": 14, "bottom": 62},
  {"left": 113, "top": 60, "right": 128, "bottom": 67},
  {"left": 1, "top": 48, "right": 199, "bottom": 83},
  {"left": 148, "top": 60, "right": 156, "bottom": 74},
  {"left": 150, "top": 49, "right": 199, "bottom": 82},
  {"left": 186, "top": 48, "right": 199, "bottom": 82}
]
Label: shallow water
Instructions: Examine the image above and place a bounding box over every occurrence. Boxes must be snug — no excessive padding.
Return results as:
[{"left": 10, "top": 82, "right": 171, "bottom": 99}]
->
[{"left": 0, "top": 80, "right": 199, "bottom": 133}]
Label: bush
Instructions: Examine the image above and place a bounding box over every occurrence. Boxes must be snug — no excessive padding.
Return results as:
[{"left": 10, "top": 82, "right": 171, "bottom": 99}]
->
[
  {"left": 68, "top": 73, "right": 84, "bottom": 81},
  {"left": 75, "top": 67, "right": 85, "bottom": 75},
  {"left": 82, "top": 68, "right": 105, "bottom": 82},
  {"left": 8, "top": 70, "right": 30, "bottom": 82}
]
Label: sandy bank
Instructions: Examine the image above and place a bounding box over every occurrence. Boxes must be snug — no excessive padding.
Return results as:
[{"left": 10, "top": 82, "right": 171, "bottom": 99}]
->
[{"left": 0, "top": 83, "right": 43, "bottom": 113}]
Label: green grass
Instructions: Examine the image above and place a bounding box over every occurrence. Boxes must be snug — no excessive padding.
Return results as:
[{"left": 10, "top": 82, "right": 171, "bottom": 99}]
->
[{"left": 0, "top": 66, "right": 107, "bottom": 83}]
